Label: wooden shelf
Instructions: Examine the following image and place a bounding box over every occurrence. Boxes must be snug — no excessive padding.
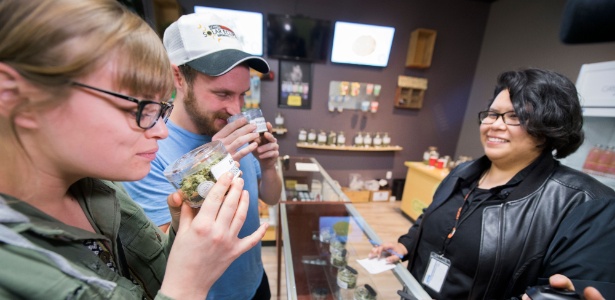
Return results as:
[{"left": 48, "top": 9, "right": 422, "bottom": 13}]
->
[
  {"left": 297, "top": 143, "right": 402, "bottom": 151},
  {"left": 272, "top": 128, "right": 287, "bottom": 135}
]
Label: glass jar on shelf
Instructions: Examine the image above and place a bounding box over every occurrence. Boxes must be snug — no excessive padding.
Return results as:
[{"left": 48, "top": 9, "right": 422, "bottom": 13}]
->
[
  {"left": 330, "top": 248, "right": 347, "bottom": 268},
  {"left": 307, "top": 129, "right": 317, "bottom": 144},
  {"left": 363, "top": 132, "right": 372, "bottom": 147},
  {"left": 337, "top": 131, "right": 346, "bottom": 146},
  {"left": 298, "top": 129, "right": 307, "bottom": 144},
  {"left": 337, "top": 265, "right": 358, "bottom": 289},
  {"left": 327, "top": 131, "right": 337, "bottom": 146},
  {"left": 354, "top": 284, "right": 377, "bottom": 300},
  {"left": 274, "top": 112, "right": 285, "bottom": 129},
  {"left": 317, "top": 130, "right": 327, "bottom": 145},
  {"left": 382, "top": 132, "right": 391, "bottom": 147},
  {"left": 372, "top": 132, "right": 382, "bottom": 147},
  {"left": 354, "top": 132, "right": 364, "bottom": 147}
]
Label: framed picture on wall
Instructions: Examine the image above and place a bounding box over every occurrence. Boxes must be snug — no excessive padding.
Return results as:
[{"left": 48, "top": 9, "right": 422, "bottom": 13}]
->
[{"left": 278, "top": 60, "right": 312, "bottom": 109}]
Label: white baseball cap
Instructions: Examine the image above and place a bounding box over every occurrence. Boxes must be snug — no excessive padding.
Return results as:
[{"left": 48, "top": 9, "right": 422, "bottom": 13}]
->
[{"left": 163, "top": 12, "right": 269, "bottom": 76}]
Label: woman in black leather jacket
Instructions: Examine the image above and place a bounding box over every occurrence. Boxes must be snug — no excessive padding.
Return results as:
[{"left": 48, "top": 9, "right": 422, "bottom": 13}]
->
[{"left": 371, "top": 68, "right": 615, "bottom": 299}]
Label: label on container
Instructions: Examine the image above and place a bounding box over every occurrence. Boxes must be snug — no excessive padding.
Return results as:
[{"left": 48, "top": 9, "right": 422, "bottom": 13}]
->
[
  {"left": 250, "top": 117, "right": 268, "bottom": 133},
  {"left": 211, "top": 154, "right": 241, "bottom": 179},
  {"left": 197, "top": 181, "right": 215, "bottom": 198},
  {"left": 337, "top": 277, "right": 350, "bottom": 289}
]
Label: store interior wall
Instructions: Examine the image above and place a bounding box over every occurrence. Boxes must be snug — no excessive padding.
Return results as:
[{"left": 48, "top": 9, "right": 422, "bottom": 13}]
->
[
  {"left": 455, "top": 0, "right": 615, "bottom": 160},
  {"left": 169, "top": 0, "right": 491, "bottom": 187}
]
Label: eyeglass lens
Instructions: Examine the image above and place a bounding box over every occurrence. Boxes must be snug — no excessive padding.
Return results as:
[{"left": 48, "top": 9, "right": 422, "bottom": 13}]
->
[
  {"left": 479, "top": 111, "right": 520, "bottom": 125},
  {"left": 138, "top": 102, "right": 172, "bottom": 129}
]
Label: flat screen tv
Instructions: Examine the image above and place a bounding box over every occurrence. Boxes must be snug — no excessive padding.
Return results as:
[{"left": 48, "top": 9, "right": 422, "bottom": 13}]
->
[
  {"left": 194, "top": 6, "right": 264, "bottom": 56},
  {"left": 266, "top": 14, "right": 332, "bottom": 62},
  {"left": 330, "top": 21, "right": 395, "bottom": 67}
]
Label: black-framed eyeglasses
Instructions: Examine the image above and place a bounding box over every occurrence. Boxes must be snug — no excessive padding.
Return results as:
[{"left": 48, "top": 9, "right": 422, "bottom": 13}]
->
[
  {"left": 72, "top": 82, "right": 173, "bottom": 130},
  {"left": 478, "top": 110, "right": 521, "bottom": 126}
]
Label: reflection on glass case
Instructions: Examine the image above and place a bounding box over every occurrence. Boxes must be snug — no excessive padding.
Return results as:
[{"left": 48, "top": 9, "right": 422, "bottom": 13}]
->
[{"left": 276, "top": 156, "right": 431, "bottom": 300}]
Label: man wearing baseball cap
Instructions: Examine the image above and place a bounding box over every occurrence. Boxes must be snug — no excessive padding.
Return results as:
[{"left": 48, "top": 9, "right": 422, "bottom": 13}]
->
[{"left": 123, "top": 12, "right": 281, "bottom": 299}]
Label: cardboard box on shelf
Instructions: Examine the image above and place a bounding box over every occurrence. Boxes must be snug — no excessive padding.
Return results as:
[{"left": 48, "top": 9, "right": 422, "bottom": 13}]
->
[
  {"left": 341, "top": 187, "right": 371, "bottom": 203},
  {"left": 370, "top": 190, "right": 391, "bottom": 202}
]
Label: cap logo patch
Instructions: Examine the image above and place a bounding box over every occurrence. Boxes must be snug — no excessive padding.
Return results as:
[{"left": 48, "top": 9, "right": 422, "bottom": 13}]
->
[{"left": 197, "top": 24, "right": 237, "bottom": 43}]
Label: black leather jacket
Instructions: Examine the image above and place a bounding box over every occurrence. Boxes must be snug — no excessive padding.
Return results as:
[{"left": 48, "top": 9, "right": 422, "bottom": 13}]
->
[{"left": 399, "top": 153, "right": 615, "bottom": 299}]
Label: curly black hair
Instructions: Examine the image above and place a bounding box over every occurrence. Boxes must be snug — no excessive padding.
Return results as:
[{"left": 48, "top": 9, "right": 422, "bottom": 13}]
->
[{"left": 489, "top": 69, "right": 584, "bottom": 159}]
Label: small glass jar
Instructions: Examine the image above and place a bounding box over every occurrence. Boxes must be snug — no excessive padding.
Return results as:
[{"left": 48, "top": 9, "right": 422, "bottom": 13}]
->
[
  {"left": 311, "top": 287, "right": 328, "bottom": 300},
  {"left": 164, "top": 140, "right": 240, "bottom": 208},
  {"left": 372, "top": 132, "right": 382, "bottom": 147},
  {"left": 330, "top": 248, "right": 347, "bottom": 268},
  {"left": 329, "top": 239, "right": 346, "bottom": 254},
  {"left": 298, "top": 129, "right": 307, "bottom": 144},
  {"left": 363, "top": 132, "right": 372, "bottom": 147},
  {"left": 382, "top": 132, "right": 391, "bottom": 147},
  {"left": 319, "top": 227, "right": 335, "bottom": 243},
  {"left": 337, "top": 131, "right": 346, "bottom": 146},
  {"left": 308, "top": 129, "right": 317, "bottom": 144},
  {"left": 327, "top": 131, "right": 337, "bottom": 146},
  {"left": 317, "top": 130, "right": 327, "bottom": 145},
  {"left": 227, "top": 108, "right": 268, "bottom": 134},
  {"left": 354, "top": 132, "right": 363, "bottom": 147},
  {"left": 274, "top": 112, "right": 285, "bottom": 129},
  {"left": 354, "top": 284, "right": 377, "bottom": 300},
  {"left": 337, "top": 265, "right": 358, "bottom": 289}
]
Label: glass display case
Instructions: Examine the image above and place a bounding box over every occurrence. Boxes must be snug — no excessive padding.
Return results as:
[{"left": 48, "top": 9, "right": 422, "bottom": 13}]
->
[{"left": 275, "top": 156, "right": 430, "bottom": 299}]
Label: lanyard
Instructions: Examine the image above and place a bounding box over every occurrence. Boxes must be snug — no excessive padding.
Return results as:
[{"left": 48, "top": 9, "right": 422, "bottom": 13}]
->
[{"left": 440, "top": 171, "right": 490, "bottom": 254}]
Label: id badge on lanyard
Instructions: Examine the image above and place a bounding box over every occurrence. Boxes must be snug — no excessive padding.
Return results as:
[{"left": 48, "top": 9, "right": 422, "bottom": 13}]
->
[{"left": 422, "top": 252, "right": 451, "bottom": 293}]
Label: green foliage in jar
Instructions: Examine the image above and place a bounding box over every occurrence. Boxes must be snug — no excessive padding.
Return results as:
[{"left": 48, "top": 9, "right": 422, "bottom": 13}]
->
[{"left": 179, "top": 157, "right": 222, "bottom": 203}]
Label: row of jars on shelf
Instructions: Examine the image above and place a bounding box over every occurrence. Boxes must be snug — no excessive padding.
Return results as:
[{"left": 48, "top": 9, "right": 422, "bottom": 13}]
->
[{"left": 298, "top": 129, "right": 392, "bottom": 147}]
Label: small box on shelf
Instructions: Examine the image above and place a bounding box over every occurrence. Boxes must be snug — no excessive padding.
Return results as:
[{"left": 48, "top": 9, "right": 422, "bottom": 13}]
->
[
  {"left": 341, "top": 187, "right": 371, "bottom": 203},
  {"left": 395, "top": 75, "right": 428, "bottom": 109},
  {"left": 370, "top": 190, "right": 391, "bottom": 202},
  {"left": 406, "top": 28, "right": 437, "bottom": 69}
]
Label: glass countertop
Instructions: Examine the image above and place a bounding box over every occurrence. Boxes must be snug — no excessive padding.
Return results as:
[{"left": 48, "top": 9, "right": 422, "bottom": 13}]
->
[{"left": 277, "top": 156, "right": 430, "bottom": 300}]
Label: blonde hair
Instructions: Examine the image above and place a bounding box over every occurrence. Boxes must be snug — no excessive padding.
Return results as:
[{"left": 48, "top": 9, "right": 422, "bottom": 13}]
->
[
  {"left": 0, "top": 0, "right": 173, "bottom": 97},
  {"left": 0, "top": 0, "right": 173, "bottom": 189}
]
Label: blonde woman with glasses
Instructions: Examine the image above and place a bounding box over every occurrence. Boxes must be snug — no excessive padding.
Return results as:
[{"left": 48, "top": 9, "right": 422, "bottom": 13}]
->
[{"left": 0, "top": 0, "right": 266, "bottom": 298}]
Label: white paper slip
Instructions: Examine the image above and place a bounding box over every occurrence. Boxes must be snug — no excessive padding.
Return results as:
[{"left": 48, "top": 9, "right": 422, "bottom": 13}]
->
[
  {"left": 295, "top": 162, "right": 320, "bottom": 172},
  {"left": 357, "top": 257, "right": 396, "bottom": 274}
]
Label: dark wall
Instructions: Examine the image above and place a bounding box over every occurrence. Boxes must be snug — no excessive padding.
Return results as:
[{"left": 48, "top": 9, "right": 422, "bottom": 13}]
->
[{"left": 177, "top": 0, "right": 491, "bottom": 186}]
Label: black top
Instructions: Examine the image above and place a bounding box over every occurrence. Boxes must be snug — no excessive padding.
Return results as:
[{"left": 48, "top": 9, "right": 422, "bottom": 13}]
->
[{"left": 410, "top": 157, "right": 539, "bottom": 299}]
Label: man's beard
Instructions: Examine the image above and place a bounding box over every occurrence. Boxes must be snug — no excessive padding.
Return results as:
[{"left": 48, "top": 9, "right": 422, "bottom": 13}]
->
[{"left": 183, "top": 85, "right": 231, "bottom": 136}]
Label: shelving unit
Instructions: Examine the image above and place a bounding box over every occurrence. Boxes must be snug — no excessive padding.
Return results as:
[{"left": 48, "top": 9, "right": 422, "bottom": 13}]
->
[
  {"left": 296, "top": 143, "right": 403, "bottom": 152},
  {"left": 405, "top": 28, "right": 437, "bottom": 69},
  {"left": 395, "top": 75, "right": 428, "bottom": 109},
  {"left": 272, "top": 128, "right": 287, "bottom": 135}
]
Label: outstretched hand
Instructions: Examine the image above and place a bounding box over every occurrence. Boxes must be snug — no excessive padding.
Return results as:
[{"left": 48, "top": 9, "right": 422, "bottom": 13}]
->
[
  {"left": 368, "top": 242, "right": 408, "bottom": 264},
  {"left": 521, "top": 274, "right": 605, "bottom": 300},
  {"left": 160, "top": 172, "right": 267, "bottom": 299}
]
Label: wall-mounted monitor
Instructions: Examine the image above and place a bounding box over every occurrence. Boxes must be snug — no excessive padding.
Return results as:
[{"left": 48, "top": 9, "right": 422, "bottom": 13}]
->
[
  {"left": 330, "top": 21, "right": 395, "bottom": 67},
  {"left": 194, "top": 6, "right": 264, "bottom": 56},
  {"left": 266, "top": 14, "right": 332, "bottom": 62}
]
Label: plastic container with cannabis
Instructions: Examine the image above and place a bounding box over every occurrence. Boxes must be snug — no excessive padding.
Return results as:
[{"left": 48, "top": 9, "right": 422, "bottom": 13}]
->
[
  {"left": 354, "top": 284, "right": 377, "bottom": 300},
  {"left": 228, "top": 108, "right": 268, "bottom": 134},
  {"left": 163, "top": 141, "right": 241, "bottom": 208},
  {"left": 330, "top": 248, "right": 347, "bottom": 268},
  {"left": 336, "top": 265, "right": 358, "bottom": 289}
]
